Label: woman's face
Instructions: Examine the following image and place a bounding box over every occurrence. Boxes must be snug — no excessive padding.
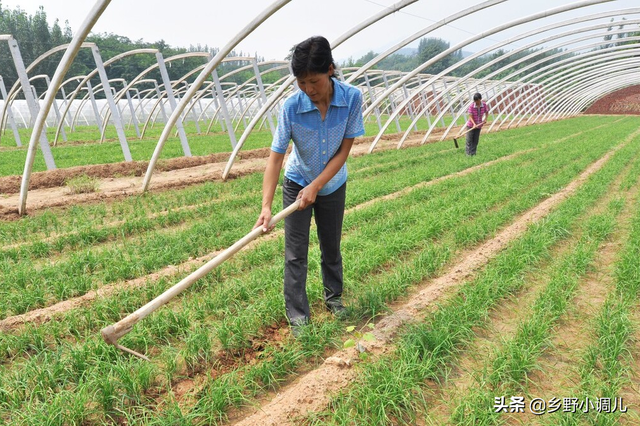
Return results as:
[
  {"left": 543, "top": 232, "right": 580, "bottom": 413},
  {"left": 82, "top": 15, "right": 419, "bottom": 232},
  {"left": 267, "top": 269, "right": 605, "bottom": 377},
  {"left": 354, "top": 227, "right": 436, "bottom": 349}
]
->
[{"left": 296, "top": 65, "right": 334, "bottom": 103}]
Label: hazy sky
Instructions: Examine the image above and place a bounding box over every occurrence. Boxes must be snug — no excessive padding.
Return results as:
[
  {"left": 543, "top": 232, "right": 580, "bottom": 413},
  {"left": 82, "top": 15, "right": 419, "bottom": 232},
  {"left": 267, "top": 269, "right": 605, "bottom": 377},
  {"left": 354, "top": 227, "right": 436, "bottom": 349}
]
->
[{"left": 2, "top": 0, "right": 638, "bottom": 62}]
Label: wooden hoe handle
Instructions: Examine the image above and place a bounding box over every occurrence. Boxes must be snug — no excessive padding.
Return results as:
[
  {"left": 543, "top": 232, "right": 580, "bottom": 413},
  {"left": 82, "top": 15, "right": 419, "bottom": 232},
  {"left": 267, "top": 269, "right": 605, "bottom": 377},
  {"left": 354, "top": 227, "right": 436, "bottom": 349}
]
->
[{"left": 101, "top": 199, "right": 302, "bottom": 360}]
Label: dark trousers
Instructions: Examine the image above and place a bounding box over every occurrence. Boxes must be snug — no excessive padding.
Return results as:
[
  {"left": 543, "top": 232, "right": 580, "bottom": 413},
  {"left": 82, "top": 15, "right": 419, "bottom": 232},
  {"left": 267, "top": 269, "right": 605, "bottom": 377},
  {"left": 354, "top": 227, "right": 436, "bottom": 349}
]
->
[
  {"left": 466, "top": 127, "right": 481, "bottom": 156},
  {"left": 282, "top": 177, "right": 346, "bottom": 324}
]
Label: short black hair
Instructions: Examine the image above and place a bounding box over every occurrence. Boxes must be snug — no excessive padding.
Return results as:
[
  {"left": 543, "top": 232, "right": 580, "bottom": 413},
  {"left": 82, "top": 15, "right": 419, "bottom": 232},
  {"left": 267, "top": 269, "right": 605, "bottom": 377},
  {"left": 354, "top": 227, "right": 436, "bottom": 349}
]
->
[
  {"left": 473, "top": 92, "right": 482, "bottom": 101},
  {"left": 291, "top": 36, "right": 335, "bottom": 77}
]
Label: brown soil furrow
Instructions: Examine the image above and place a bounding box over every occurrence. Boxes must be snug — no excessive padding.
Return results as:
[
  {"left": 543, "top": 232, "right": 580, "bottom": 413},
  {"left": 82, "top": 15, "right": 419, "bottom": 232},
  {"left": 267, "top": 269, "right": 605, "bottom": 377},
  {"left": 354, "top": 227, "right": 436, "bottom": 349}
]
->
[{"left": 227, "top": 135, "right": 623, "bottom": 426}]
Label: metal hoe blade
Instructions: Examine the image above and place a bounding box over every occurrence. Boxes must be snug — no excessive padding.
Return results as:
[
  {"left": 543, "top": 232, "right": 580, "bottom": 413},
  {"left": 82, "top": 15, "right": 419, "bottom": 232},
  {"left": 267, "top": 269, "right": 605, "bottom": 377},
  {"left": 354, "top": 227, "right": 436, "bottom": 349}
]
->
[{"left": 101, "top": 200, "right": 301, "bottom": 360}]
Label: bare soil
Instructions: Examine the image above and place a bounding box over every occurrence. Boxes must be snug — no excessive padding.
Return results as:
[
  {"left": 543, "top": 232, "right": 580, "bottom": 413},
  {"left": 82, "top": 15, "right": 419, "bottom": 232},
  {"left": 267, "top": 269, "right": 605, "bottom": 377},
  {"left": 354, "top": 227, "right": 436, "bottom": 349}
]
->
[{"left": 584, "top": 85, "right": 640, "bottom": 115}]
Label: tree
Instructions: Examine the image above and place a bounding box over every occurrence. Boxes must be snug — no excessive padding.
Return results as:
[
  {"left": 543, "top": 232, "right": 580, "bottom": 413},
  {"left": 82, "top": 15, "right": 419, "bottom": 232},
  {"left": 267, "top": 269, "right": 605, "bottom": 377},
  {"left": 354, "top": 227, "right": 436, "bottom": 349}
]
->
[{"left": 417, "top": 37, "right": 462, "bottom": 75}]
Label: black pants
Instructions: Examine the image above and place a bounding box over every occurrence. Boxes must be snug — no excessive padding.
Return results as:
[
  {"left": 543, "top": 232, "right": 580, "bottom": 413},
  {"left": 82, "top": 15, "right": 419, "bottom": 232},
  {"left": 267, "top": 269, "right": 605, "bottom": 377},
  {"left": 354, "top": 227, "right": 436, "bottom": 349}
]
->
[
  {"left": 466, "top": 127, "right": 481, "bottom": 156},
  {"left": 282, "top": 177, "right": 346, "bottom": 324}
]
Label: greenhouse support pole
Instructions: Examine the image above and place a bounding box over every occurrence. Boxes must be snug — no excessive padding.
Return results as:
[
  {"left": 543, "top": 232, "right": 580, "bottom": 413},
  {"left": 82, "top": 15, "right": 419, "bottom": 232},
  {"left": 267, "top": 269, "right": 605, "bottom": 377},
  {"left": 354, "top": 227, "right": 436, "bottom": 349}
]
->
[
  {"left": 91, "top": 46, "right": 132, "bottom": 161},
  {"left": 212, "top": 68, "right": 237, "bottom": 149},
  {"left": 382, "top": 72, "right": 402, "bottom": 133},
  {"left": 156, "top": 52, "right": 191, "bottom": 156},
  {"left": 0, "top": 76, "right": 21, "bottom": 147},
  {"left": 364, "top": 72, "right": 382, "bottom": 132},
  {"left": 7, "top": 36, "right": 56, "bottom": 170},
  {"left": 18, "top": 0, "right": 111, "bottom": 215},
  {"left": 125, "top": 89, "right": 141, "bottom": 137},
  {"left": 86, "top": 80, "right": 103, "bottom": 129},
  {"left": 44, "top": 76, "right": 68, "bottom": 142},
  {"left": 252, "top": 57, "right": 275, "bottom": 135}
]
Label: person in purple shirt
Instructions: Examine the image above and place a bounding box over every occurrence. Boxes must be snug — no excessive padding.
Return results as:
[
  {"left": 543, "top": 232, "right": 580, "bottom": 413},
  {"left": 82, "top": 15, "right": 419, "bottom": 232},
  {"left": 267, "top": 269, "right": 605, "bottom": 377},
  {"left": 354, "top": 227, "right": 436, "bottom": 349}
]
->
[
  {"left": 465, "top": 92, "right": 489, "bottom": 156},
  {"left": 254, "top": 36, "right": 365, "bottom": 336}
]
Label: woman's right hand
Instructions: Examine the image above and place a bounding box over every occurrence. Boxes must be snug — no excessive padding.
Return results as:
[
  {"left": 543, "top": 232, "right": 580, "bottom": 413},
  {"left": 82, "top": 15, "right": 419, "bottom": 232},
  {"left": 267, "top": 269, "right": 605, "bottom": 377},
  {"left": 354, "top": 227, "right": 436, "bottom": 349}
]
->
[{"left": 254, "top": 207, "right": 274, "bottom": 232}]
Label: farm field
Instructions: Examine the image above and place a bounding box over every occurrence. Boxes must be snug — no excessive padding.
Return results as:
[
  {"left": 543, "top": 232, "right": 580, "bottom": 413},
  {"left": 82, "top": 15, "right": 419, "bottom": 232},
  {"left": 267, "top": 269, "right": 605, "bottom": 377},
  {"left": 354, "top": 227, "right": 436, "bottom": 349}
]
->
[
  {"left": 1, "top": 114, "right": 640, "bottom": 425},
  {"left": 0, "top": 115, "right": 456, "bottom": 178}
]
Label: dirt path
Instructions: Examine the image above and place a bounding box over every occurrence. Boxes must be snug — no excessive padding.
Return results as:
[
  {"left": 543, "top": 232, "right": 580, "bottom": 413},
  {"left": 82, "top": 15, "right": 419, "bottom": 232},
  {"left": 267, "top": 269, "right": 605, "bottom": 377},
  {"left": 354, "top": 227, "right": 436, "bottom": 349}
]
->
[{"left": 226, "top": 137, "right": 626, "bottom": 426}]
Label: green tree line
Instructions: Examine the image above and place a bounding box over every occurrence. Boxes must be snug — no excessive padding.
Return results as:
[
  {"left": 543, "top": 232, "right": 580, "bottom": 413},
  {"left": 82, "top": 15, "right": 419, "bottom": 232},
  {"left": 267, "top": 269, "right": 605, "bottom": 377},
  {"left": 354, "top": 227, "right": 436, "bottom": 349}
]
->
[
  {"left": 0, "top": 3, "right": 71, "bottom": 96},
  {"left": 0, "top": 3, "right": 285, "bottom": 100}
]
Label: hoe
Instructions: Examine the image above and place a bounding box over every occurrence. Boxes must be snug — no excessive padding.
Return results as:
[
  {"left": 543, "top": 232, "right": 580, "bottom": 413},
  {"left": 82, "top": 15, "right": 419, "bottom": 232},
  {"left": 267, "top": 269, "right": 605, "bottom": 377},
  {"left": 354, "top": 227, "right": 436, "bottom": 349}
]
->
[
  {"left": 101, "top": 200, "right": 301, "bottom": 360},
  {"left": 452, "top": 123, "right": 483, "bottom": 148}
]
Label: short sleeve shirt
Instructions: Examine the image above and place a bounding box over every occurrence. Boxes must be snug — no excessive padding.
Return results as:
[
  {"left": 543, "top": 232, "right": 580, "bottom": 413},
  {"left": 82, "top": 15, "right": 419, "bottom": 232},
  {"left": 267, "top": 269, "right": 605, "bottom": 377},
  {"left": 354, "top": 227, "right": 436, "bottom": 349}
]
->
[
  {"left": 271, "top": 78, "right": 365, "bottom": 196},
  {"left": 467, "top": 101, "right": 489, "bottom": 129}
]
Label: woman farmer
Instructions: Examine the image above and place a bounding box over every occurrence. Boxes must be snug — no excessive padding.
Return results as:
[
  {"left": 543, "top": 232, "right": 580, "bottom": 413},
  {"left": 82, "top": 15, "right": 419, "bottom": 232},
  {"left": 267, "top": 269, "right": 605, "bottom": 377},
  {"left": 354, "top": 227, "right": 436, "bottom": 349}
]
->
[
  {"left": 254, "top": 36, "right": 365, "bottom": 335},
  {"left": 465, "top": 92, "right": 489, "bottom": 156}
]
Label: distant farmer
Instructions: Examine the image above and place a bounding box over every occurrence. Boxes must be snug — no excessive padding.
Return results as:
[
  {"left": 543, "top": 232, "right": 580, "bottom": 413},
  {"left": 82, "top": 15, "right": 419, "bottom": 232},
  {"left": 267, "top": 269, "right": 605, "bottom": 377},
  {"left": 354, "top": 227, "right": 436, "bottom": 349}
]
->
[
  {"left": 465, "top": 92, "right": 489, "bottom": 156},
  {"left": 254, "top": 35, "right": 365, "bottom": 336}
]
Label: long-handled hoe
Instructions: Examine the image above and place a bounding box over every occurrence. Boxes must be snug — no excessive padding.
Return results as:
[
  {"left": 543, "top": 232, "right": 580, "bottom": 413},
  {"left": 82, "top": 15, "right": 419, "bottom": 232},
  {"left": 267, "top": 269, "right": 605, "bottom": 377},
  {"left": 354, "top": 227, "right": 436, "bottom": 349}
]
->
[
  {"left": 452, "top": 125, "right": 477, "bottom": 149},
  {"left": 101, "top": 200, "right": 301, "bottom": 361}
]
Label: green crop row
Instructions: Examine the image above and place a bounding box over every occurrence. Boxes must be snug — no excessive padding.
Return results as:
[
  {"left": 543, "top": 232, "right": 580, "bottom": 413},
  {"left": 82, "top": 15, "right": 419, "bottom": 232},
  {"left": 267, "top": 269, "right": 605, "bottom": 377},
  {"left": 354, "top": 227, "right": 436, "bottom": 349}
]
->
[
  {"left": 450, "top": 198, "right": 624, "bottom": 425},
  {"left": 546, "top": 184, "right": 640, "bottom": 426}
]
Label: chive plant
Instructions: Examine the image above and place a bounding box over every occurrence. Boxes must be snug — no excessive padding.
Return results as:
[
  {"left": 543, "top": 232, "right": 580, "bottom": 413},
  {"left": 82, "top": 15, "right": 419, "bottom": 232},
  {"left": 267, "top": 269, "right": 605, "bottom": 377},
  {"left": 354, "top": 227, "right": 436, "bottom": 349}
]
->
[{"left": 449, "top": 200, "right": 623, "bottom": 426}]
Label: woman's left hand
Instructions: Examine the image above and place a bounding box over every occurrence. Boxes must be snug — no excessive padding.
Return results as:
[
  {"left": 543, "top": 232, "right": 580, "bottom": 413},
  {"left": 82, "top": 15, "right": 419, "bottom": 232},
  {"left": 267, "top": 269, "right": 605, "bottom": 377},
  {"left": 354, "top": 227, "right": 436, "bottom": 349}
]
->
[{"left": 297, "top": 184, "right": 319, "bottom": 210}]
